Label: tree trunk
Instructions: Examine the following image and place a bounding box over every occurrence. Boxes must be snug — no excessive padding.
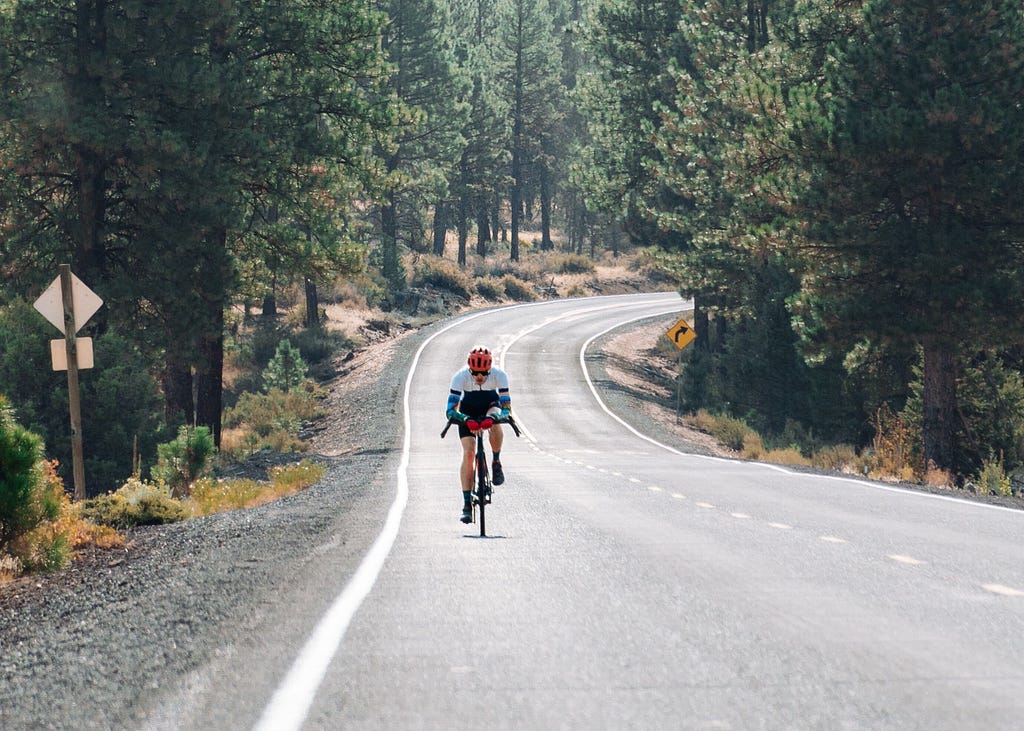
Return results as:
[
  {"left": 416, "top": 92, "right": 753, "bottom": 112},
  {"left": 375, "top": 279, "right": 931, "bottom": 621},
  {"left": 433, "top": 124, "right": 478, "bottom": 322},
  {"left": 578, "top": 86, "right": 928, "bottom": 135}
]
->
[
  {"left": 540, "top": 166, "right": 553, "bottom": 250},
  {"left": 457, "top": 196, "right": 469, "bottom": 267},
  {"left": 195, "top": 321, "right": 224, "bottom": 448},
  {"left": 304, "top": 277, "right": 320, "bottom": 328},
  {"left": 162, "top": 358, "right": 193, "bottom": 427},
  {"left": 921, "top": 336, "right": 958, "bottom": 472},
  {"left": 432, "top": 200, "right": 447, "bottom": 256},
  {"left": 72, "top": 1, "right": 108, "bottom": 286}
]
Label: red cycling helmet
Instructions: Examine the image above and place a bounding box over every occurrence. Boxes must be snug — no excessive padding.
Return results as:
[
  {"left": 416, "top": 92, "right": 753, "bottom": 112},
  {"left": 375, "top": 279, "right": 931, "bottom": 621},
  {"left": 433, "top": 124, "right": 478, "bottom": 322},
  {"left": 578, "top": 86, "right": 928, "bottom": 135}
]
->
[{"left": 467, "top": 346, "right": 492, "bottom": 372}]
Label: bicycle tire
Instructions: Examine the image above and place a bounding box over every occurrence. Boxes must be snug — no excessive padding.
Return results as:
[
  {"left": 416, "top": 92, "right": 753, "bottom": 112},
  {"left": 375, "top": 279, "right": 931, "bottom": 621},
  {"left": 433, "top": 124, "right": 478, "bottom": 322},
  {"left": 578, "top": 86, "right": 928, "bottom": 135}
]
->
[{"left": 476, "top": 449, "right": 488, "bottom": 537}]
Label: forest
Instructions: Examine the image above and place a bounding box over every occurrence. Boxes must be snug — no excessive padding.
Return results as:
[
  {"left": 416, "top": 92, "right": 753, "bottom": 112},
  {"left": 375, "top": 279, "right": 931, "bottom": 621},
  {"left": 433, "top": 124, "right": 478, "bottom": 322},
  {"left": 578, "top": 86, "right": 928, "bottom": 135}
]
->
[{"left": 2, "top": 0, "right": 1024, "bottom": 498}]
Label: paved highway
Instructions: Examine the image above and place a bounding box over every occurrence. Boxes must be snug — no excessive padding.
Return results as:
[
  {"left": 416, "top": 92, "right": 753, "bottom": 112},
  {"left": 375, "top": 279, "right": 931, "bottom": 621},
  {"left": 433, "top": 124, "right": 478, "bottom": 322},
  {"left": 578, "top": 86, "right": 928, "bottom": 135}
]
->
[{"left": 162, "top": 293, "right": 1024, "bottom": 730}]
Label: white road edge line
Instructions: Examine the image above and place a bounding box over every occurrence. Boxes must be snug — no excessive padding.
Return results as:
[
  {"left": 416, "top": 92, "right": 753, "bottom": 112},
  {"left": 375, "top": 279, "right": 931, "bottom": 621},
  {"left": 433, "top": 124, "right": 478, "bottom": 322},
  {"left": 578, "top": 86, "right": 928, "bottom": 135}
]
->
[
  {"left": 578, "top": 313, "right": 1024, "bottom": 517},
  {"left": 253, "top": 294, "right": 681, "bottom": 731}
]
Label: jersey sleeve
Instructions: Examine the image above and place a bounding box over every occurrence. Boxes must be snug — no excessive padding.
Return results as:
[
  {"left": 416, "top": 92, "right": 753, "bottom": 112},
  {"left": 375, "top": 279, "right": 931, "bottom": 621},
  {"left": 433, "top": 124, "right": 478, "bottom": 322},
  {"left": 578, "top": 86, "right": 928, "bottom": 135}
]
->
[
  {"left": 496, "top": 369, "right": 511, "bottom": 409},
  {"left": 446, "top": 371, "right": 464, "bottom": 413}
]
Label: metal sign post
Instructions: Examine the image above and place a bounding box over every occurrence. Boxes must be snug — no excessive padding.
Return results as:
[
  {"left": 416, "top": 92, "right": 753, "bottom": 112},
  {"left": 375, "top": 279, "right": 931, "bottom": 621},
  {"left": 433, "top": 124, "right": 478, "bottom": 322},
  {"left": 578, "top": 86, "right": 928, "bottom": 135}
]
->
[
  {"left": 33, "top": 265, "right": 103, "bottom": 500},
  {"left": 665, "top": 317, "right": 697, "bottom": 422}
]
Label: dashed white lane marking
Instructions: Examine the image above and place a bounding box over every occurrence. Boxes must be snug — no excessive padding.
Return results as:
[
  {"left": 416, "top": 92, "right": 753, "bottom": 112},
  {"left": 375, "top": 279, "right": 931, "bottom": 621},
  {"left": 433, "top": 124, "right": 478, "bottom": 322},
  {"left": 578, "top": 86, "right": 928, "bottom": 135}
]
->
[
  {"left": 696, "top": 502, "right": 716, "bottom": 509},
  {"left": 628, "top": 477, "right": 642, "bottom": 484},
  {"left": 820, "top": 535, "right": 847, "bottom": 544},
  {"left": 612, "top": 471, "right": 624, "bottom": 477},
  {"left": 888, "top": 554, "right": 925, "bottom": 565},
  {"left": 769, "top": 522, "right": 792, "bottom": 530},
  {"left": 671, "top": 493, "right": 686, "bottom": 500},
  {"left": 982, "top": 584, "right": 1024, "bottom": 597},
  {"left": 648, "top": 485, "right": 663, "bottom": 492},
  {"left": 731, "top": 512, "right": 751, "bottom": 519}
]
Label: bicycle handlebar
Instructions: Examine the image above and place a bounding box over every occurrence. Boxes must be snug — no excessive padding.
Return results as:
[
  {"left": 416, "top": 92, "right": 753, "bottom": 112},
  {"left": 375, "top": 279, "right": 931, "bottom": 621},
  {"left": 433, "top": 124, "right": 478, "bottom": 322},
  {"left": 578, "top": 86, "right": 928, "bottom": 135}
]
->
[{"left": 441, "top": 414, "right": 521, "bottom": 439}]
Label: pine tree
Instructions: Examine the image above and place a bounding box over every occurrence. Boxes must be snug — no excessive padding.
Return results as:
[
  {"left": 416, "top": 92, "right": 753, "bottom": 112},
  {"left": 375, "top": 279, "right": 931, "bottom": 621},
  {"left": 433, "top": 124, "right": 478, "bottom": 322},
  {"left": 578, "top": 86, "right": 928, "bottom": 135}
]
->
[{"left": 789, "top": 0, "right": 1024, "bottom": 471}]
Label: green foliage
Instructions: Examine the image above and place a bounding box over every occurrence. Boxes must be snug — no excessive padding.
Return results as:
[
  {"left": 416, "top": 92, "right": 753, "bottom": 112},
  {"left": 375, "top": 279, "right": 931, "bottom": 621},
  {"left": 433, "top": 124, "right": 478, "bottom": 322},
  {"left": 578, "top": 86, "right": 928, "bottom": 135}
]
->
[
  {"left": 77, "top": 478, "right": 187, "bottom": 529},
  {"left": 0, "top": 395, "right": 49, "bottom": 548},
  {"left": 975, "top": 455, "right": 1013, "bottom": 497},
  {"left": 190, "top": 459, "right": 326, "bottom": 515},
  {"left": 151, "top": 426, "right": 217, "bottom": 498},
  {"left": 264, "top": 340, "right": 308, "bottom": 393},
  {"left": 221, "top": 386, "right": 323, "bottom": 456}
]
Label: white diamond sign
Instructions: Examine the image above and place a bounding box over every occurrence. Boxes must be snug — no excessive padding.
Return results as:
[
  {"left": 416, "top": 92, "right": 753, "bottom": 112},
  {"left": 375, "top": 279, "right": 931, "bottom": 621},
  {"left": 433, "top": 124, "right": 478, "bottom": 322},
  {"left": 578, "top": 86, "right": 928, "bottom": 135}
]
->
[{"left": 33, "top": 272, "right": 103, "bottom": 334}]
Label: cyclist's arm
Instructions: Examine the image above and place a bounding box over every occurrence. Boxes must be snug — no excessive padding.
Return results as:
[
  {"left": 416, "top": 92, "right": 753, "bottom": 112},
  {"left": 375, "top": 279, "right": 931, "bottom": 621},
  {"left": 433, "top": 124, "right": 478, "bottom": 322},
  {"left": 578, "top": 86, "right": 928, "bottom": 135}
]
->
[
  {"left": 496, "top": 369, "right": 511, "bottom": 416},
  {"left": 446, "top": 386, "right": 464, "bottom": 422}
]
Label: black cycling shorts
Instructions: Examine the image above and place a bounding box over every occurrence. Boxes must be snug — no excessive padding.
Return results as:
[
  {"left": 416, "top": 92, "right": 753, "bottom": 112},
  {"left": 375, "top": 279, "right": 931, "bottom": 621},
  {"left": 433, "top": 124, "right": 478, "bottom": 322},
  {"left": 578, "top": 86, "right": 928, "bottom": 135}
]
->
[{"left": 456, "top": 390, "right": 499, "bottom": 439}]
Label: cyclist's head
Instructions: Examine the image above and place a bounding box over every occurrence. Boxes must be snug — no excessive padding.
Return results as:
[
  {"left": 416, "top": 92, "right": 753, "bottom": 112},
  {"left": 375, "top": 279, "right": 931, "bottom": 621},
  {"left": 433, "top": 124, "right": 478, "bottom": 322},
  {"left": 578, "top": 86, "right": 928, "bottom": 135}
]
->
[{"left": 467, "top": 346, "right": 492, "bottom": 374}]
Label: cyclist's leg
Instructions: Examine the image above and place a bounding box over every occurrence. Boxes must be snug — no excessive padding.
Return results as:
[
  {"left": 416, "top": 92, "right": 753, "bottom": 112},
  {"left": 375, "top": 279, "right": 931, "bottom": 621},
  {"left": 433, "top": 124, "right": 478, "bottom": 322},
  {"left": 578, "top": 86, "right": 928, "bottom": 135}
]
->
[{"left": 459, "top": 436, "right": 476, "bottom": 492}]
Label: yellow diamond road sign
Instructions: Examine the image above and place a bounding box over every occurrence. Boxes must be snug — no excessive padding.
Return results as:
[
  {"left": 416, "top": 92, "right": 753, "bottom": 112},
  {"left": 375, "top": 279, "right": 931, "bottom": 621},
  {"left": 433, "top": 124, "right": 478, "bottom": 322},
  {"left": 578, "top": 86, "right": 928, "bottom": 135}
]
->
[{"left": 666, "top": 318, "right": 696, "bottom": 350}]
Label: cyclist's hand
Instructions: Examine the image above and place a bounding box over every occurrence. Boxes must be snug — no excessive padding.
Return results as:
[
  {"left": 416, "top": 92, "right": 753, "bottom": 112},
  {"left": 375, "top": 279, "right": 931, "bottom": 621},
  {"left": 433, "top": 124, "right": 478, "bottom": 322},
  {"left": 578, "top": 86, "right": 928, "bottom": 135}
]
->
[
  {"left": 480, "top": 417, "right": 494, "bottom": 430},
  {"left": 446, "top": 409, "right": 466, "bottom": 424},
  {"left": 465, "top": 419, "right": 480, "bottom": 432}
]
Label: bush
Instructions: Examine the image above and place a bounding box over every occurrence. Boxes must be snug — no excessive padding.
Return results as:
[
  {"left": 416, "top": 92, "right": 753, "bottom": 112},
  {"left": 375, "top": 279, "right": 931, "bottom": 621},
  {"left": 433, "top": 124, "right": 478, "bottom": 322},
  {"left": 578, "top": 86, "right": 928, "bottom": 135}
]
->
[
  {"left": 554, "top": 253, "right": 595, "bottom": 274},
  {"left": 221, "top": 386, "right": 323, "bottom": 456},
  {"left": 502, "top": 275, "right": 536, "bottom": 301},
  {"left": 0, "top": 395, "right": 53, "bottom": 548},
  {"left": 811, "top": 444, "right": 858, "bottom": 471},
  {"left": 190, "top": 459, "right": 326, "bottom": 515},
  {"left": 410, "top": 257, "right": 473, "bottom": 299},
  {"left": 975, "top": 454, "right": 1012, "bottom": 497},
  {"left": 151, "top": 425, "right": 216, "bottom": 497},
  {"left": 475, "top": 276, "right": 505, "bottom": 301},
  {"left": 77, "top": 478, "right": 187, "bottom": 528}
]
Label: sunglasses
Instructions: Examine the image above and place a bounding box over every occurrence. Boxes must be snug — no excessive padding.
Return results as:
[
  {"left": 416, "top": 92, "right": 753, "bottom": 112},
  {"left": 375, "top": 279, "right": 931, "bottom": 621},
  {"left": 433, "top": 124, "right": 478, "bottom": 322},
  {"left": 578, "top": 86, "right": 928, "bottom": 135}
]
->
[{"left": 470, "top": 369, "right": 490, "bottom": 377}]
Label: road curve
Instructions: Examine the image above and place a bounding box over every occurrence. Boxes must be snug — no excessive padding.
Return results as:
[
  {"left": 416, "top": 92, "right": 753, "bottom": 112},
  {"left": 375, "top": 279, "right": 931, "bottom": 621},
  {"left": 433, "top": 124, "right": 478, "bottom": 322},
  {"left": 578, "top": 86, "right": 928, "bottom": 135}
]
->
[{"left": 172, "top": 293, "right": 1024, "bottom": 730}]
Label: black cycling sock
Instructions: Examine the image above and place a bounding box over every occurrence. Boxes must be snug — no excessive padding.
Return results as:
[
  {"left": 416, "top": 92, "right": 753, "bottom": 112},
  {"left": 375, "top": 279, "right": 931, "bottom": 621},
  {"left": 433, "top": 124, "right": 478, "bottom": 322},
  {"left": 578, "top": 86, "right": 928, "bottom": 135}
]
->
[
  {"left": 463, "top": 490, "right": 472, "bottom": 506},
  {"left": 492, "top": 451, "right": 500, "bottom": 462}
]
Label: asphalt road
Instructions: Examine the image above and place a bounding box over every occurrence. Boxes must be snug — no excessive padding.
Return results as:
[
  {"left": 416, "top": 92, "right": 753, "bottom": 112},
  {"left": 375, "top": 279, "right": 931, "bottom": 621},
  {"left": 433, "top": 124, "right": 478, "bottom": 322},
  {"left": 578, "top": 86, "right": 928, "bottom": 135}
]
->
[{"left": 148, "top": 293, "right": 1024, "bottom": 730}]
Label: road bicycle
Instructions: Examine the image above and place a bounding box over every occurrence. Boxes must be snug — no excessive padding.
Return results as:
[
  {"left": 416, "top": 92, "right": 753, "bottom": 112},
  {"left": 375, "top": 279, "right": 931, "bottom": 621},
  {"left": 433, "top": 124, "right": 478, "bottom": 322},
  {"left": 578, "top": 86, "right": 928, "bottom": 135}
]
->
[{"left": 441, "top": 413, "right": 520, "bottom": 537}]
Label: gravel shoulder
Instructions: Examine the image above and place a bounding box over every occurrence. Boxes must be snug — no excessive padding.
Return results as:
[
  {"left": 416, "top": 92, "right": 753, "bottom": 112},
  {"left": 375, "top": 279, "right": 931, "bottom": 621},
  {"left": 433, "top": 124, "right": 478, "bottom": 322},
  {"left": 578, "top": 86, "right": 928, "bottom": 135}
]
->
[{"left": 2, "top": 299, "right": 1021, "bottom": 730}]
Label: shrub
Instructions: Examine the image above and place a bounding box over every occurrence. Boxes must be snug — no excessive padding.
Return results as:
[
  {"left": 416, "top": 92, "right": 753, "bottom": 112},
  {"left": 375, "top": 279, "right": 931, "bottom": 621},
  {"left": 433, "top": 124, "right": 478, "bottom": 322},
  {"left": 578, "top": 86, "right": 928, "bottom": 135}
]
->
[
  {"left": 762, "top": 447, "right": 811, "bottom": 466},
  {"left": 78, "top": 478, "right": 187, "bottom": 528},
  {"left": 811, "top": 444, "right": 858, "bottom": 471},
  {"left": 190, "top": 459, "right": 325, "bottom": 515},
  {"left": 264, "top": 339, "right": 308, "bottom": 393},
  {"left": 710, "top": 415, "right": 755, "bottom": 452},
  {"left": 151, "top": 425, "right": 217, "bottom": 497},
  {"left": 475, "top": 276, "right": 505, "bottom": 301},
  {"left": 975, "top": 454, "right": 1012, "bottom": 497},
  {"left": 502, "top": 275, "right": 536, "bottom": 301},
  {"left": 554, "top": 253, "right": 595, "bottom": 274},
  {"left": 0, "top": 396, "right": 53, "bottom": 548},
  {"left": 221, "top": 386, "right": 323, "bottom": 456},
  {"left": 410, "top": 257, "right": 473, "bottom": 299},
  {"left": 741, "top": 432, "right": 764, "bottom": 460}
]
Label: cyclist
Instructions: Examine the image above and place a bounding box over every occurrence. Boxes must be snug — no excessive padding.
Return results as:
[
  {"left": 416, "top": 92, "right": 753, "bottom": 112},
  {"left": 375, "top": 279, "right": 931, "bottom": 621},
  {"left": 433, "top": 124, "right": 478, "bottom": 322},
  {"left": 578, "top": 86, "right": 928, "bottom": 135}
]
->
[{"left": 445, "top": 345, "right": 512, "bottom": 523}]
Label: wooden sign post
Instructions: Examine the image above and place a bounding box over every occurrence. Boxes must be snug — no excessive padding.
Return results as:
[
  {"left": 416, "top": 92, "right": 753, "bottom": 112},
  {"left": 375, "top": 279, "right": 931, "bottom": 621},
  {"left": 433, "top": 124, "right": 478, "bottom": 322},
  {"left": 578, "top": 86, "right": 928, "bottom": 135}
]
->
[{"left": 33, "top": 265, "right": 103, "bottom": 500}]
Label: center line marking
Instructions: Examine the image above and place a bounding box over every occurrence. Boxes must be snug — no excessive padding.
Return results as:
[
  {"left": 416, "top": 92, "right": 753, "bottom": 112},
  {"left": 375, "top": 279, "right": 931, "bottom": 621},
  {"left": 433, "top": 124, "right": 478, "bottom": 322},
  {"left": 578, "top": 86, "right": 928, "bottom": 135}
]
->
[
  {"left": 768, "top": 522, "right": 792, "bottom": 530},
  {"left": 888, "top": 554, "right": 925, "bottom": 565},
  {"left": 819, "top": 535, "right": 847, "bottom": 543},
  {"left": 696, "top": 501, "right": 715, "bottom": 509},
  {"left": 982, "top": 584, "right": 1024, "bottom": 597},
  {"left": 731, "top": 512, "right": 751, "bottom": 519}
]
